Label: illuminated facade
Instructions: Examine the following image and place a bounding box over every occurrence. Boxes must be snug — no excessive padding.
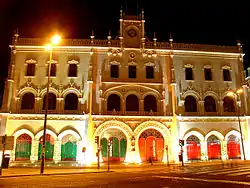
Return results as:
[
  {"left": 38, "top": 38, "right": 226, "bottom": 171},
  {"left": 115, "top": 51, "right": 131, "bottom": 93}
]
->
[{"left": 1, "top": 10, "right": 250, "bottom": 165}]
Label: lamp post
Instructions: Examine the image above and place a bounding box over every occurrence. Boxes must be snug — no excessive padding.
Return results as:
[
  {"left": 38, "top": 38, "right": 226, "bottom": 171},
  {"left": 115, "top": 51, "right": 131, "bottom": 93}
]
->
[
  {"left": 227, "top": 88, "right": 246, "bottom": 160},
  {"left": 40, "top": 35, "right": 61, "bottom": 174}
]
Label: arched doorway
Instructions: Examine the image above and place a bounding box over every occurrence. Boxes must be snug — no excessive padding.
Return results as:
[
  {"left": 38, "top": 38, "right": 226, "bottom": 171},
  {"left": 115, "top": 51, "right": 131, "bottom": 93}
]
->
[
  {"left": 21, "top": 92, "right": 35, "bottom": 110},
  {"left": 138, "top": 129, "right": 164, "bottom": 162},
  {"left": 144, "top": 95, "right": 157, "bottom": 112},
  {"left": 126, "top": 94, "right": 139, "bottom": 111},
  {"left": 223, "top": 96, "right": 235, "bottom": 112},
  {"left": 227, "top": 135, "right": 241, "bottom": 159},
  {"left": 100, "top": 129, "right": 127, "bottom": 162},
  {"left": 186, "top": 135, "right": 201, "bottom": 160},
  {"left": 64, "top": 93, "right": 78, "bottom": 110},
  {"left": 42, "top": 93, "right": 57, "bottom": 110},
  {"left": 15, "top": 134, "right": 32, "bottom": 161},
  {"left": 107, "top": 94, "right": 121, "bottom": 111},
  {"left": 204, "top": 96, "right": 216, "bottom": 112},
  {"left": 61, "top": 134, "right": 77, "bottom": 161},
  {"left": 38, "top": 134, "right": 54, "bottom": 161},
  {"left": 185, "top": 96, "right": 197, "bottom": 112},
  {"left": 207, "top": 135, "right": 221, "bottom": 160}
]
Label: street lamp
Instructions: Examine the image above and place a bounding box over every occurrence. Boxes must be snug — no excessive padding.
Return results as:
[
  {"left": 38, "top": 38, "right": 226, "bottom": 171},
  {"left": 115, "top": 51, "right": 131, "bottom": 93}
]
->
[
  {"left": 40, "top": 35, "right": 61, "bottom": 174},
  {"left": 227, "top": 88, "right": 246, "bottom": 160}
]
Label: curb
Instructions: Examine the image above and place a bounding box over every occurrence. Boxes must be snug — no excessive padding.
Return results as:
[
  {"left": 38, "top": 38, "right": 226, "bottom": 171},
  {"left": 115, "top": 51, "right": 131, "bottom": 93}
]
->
[{"left": 0, "top": 170, "right": 113, "bottom": 179}]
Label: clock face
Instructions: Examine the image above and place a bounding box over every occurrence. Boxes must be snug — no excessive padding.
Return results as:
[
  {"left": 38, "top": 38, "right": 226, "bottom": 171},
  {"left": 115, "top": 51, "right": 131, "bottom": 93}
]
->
[{"left": 127, "top": 29, "right": 137, "bottom": 38}]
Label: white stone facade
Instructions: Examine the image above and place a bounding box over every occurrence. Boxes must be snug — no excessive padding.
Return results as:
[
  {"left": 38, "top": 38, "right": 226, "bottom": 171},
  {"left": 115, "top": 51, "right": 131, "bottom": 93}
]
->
[{"left": 1, "top": 11, "right": 250, "bottom": 165}]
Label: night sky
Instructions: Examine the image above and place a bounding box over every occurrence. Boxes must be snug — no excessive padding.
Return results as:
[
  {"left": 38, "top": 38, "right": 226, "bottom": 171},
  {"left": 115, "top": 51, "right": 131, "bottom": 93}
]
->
[{"left": 0, "top": 0, "right": 250, "bottom": 105}]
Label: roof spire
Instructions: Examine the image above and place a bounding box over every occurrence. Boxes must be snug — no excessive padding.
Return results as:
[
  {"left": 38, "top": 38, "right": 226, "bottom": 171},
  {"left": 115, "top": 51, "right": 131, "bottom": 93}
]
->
[{"left": 141, "top": 8, "right": 144, "bottom": 19}]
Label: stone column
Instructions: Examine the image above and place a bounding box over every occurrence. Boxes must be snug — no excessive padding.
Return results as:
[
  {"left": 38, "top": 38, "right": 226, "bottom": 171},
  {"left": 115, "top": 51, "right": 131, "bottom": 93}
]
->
[
  {"left": 0, "top": 113, "right": 9, "bottom": 136},
  {"left": 30, "top": 140, "right": 39, "bottom": 162},
  {"left": 221, "top": 140, "right": 228, "bottom": 161},
  {"left": 122, "top": 99, "right": 125, "bottom": 115},
  {"left": 76, "top": 140, "right": 84, "bottom": 163},
  {"left": 53, "top": 140, "right": 61, "bottom": 163},
  {"left": 198, "top": 101, "right": 204, "bottom": 116},
  {"left": 219, "top": 101, "right": 223, "bottom": 115},
  {"left": 200, "top": 140, "right": 207, "bottom": 161},
  {"left": 140, "top": 99, "right": 144, "bottom": 115}
]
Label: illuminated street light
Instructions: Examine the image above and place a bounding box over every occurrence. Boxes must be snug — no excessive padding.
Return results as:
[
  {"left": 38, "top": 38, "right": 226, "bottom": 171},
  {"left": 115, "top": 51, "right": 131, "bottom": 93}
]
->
[
  {"left": 227, "top": 88, "right": 246, "bottom": 160},
  {"left": 40, "top": 35, "right": 61, "bottom": 174}
]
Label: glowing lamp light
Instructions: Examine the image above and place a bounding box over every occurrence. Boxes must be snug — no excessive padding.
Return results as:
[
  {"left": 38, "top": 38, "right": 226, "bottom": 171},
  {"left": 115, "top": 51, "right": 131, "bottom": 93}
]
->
[
  {"left": 227, "top": 91, "right": 234, "bottom": 97},
  {"left": 236, "top": 88, "right": 243, "bottom": 94},
  {"left": 51, "top": 34, "right": 61, "bottom": 45},
  {"left": 45, "top": 44, "right": 52, "bottom": 51}
]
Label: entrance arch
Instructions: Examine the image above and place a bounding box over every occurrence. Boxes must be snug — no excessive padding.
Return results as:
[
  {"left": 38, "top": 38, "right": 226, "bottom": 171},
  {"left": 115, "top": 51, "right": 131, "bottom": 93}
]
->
[
  {"left": 15, "top": 134, "right": 32, "bottom": 161},
  {"left": 138, "top": 129, "right": 164, "bottom": 162},
  {"left": 100, "top": 129, "right": 127, "bottom": 162},
  {"left": 134, "top": 121, "right": 170, "bottom": 163},
  {"left": 94, "top": 120, "right": 133, "bottom": 163}
]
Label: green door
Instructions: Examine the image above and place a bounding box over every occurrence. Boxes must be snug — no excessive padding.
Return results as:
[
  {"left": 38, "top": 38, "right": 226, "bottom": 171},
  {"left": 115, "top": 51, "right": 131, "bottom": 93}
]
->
[
  {"left": 120, "top": 139, "right": 127, "bottom": 159},
  {"left": 112, "top": 137, "right": 119, "bottom": 158},
  {"left": 38, "top": 135, "right": 54, "bottom": 160},
  {"left": 101, "top": 138, "right": 108, "bottom": 158},
  {"left": 15, "top": 134, "right": 32, "bottom": 161},
  {"left": 61, "top": 142, "right": 77, "bottom": 161}
]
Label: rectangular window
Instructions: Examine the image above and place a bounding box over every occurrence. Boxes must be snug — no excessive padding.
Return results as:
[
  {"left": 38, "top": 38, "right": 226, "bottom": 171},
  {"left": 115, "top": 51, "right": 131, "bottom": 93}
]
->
[
  {"left": 223, "top": 69, "right": 231, "bottom": 81},
  {"left": 146, "top": 66, "right": 154, "bottom": 79},
  {"left": 68, "top": 64, "right": 77, "bottom": 77},
  {"left": 185, "top": 67, "right": 193, "bottom": 80},
  {"left": 204, "top": 68, "right": 212, "bottom": 81},
  {"left": 110, "top": 65, "right": 119, "bottom": 78},
  {"left": 128, "top": 66, "right": 136, "bottom": 78},
  {"left": 47, "top": 64, "right": 57, "bottom": 77},
  {"left": 26, "top": 64, "right": 35, "bottom": 76}
]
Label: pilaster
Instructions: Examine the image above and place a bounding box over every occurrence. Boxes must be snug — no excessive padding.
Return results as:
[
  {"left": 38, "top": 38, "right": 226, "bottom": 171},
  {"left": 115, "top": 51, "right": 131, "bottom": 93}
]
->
[
  {"left": 221, "top": 140, "right": 228, "bottom": 161},
  {"left": 53, "top": 140, "right": 61, "bottom": 163},
  {"left": 198, "top": 101, "right": 205, "bottom": 115},
  {"left": 0, "top": 113, "right": 9, "bottom": 136},
  {"left": 30, "top": 140, "right": 39, "bottom": 162},
  {"left": 200, "top": 141, "right": 207, "bottom": 161}
]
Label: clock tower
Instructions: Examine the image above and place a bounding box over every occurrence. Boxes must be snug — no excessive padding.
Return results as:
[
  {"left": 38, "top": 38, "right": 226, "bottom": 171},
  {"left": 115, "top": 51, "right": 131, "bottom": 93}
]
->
[{"left": 119, "top": 9, "right": 145, "bottom": 48}]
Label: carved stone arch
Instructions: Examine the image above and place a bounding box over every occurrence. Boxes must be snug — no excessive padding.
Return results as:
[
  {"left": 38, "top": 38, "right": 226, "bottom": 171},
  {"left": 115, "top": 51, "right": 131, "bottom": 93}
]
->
[
  {"left": 58, "top": 129, "right": 81, "bottom": 141},
  {"left": 205, "top": 130, "right": 224, "bottom": 141},
  {"left": 134, "top": 121, "right": 171, "bottom": 139},
  {"left": 18, "top": 87, "right": 37, "bottom": 97},
  {"left": 124, "top": 91, "right": 141, "bottom": 100},
  {"left": 35, "top": 129, "right": 58, "bottom": 140},
  {"left": 182, "top": 90, "right": 201, "bottom": 101},
  {"left": 142, "top": 91, "right": 161, "bottom": 100},
  {"left": 222, "top": 91, "right": 237, "bottom": 99},
  {"left": 62, "top": 88, "right": 81, "bottom": 98},
  {"left": 225, "top": 130, "right": 241, "bottom": 141},
  {"left": 183, "top": 130, "right": 205, "bottom": 142},
  {"left": 13, "top": 128, "right": 35, "bottom": 140},
  {"left": 39, "top": 88, "right": 59, "bottom": 98},
  {"left": 204, "top": 91, "right": 219, "bottom": 101},
  {"left": 104, "top": 90, "right": 123, "bottom": 100},
  {"left": 94, "top": 120, "right": 133, "bottom": 138}
]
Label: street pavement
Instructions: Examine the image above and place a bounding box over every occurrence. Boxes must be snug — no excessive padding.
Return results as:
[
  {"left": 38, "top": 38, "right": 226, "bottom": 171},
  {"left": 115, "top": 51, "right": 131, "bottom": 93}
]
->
[{"left": 1, "top": 161, "right": 250, "bottom": 187}]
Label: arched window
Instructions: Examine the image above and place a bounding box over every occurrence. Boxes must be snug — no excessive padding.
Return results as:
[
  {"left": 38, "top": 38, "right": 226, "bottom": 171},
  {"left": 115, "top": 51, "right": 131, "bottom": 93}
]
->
[
  {"left": 126, "top": 94, "right": 139, "bottom": 111},
  {"left": 223, "top": 96, "right": 235, "bottom": 112},
  {"left": 107, "top": 94, "right": 121, "bottom": 111},
  {"left": 64, "top": 93, "right": 78, "bottom": 110},
  {"left": 42, "top": 93, "right": 57, "bottom": 110},
  {"left": 21, "top": 93, "right": 35, "bottom": 110},
  {"left": 144, "top": 95, "right": 157, "bottom": 112},
  {"left": 204, "top": 96, "right": 216, "bottom": 112},
  {"left": 185, "top": 96, "right": 197, "bottom": 112}
]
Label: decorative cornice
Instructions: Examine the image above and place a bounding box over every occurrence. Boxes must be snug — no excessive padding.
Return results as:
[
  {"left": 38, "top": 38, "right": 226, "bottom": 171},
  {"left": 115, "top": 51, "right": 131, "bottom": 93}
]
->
[
  {"left": 8, "top": 114, "right": 88, "bottom": 121},
  {"left": 16, "top": 38, "right": 239, "bottom": 53}
]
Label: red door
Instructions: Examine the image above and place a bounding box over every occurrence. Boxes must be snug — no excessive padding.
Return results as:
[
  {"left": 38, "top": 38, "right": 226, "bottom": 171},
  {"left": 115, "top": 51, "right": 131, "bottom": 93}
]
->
[
  {"left": 139, "top": 138, "right": 146, "bottom": 162},
  {"left": 227, "top": 141, "right": 241, "bottom": 159},
  {"left": 208, "top": 142, "right": 221, "bottom": 159},
  {"left": 146, "top": 136, "right": 156, "bottom": 161},
  {"left": 187, "top": 141, "right": 201, "bottom": 160},
  {"left": 156, "top": 138, "right": 164, "bottom": 161}
]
